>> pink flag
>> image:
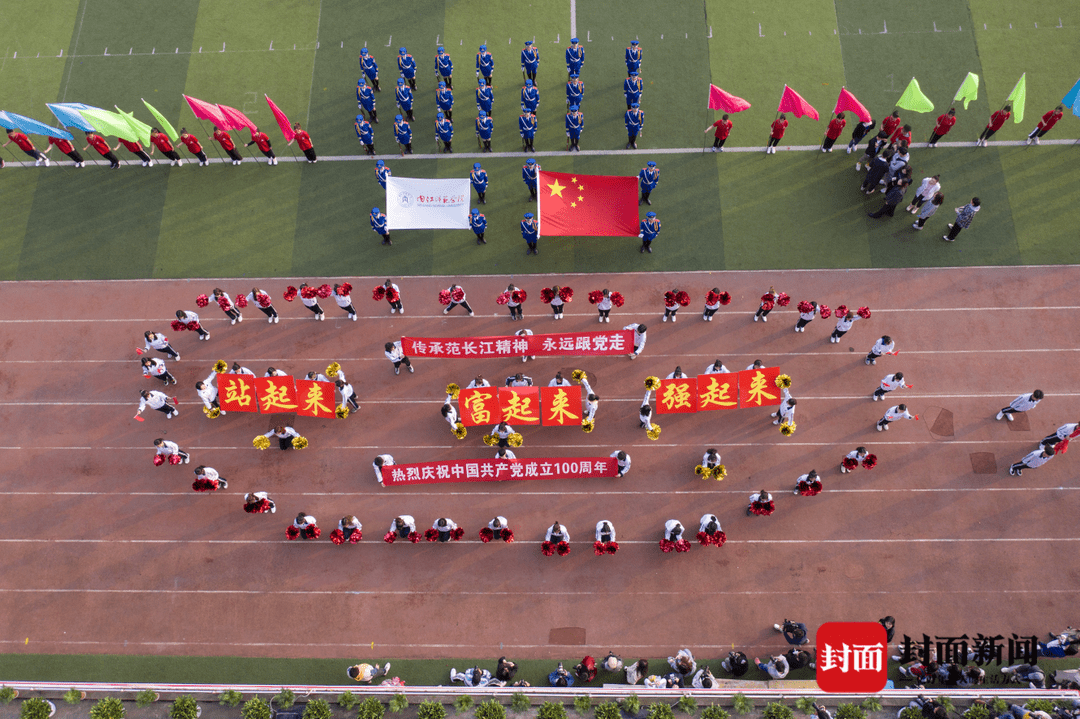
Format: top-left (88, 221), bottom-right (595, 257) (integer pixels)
top-left (264, 95), bottom-right (295, 142)
top-left (833, 87), bottom-right (871, 123)
top-left (777, 85), bottom-right (820, 120)
top-left (183, 95), bottom-right (230, 129)
top-left (217, 104), bottom-right (258, 135)
top-left (708, 84), bottom-right (752, 113)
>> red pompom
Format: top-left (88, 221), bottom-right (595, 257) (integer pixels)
top-left (286, 525), bottom-right (301, 540)
top-left (195, 294), bottom-right (209, 308)
top-left (697, 531), bottom-right (711, 547)
top-left (336, 283), bottom-right (352, 297)
top-left (408, 531), bottom-right (421, 543)
top-left (349, 530), bottom-right (362, 543)
top-left (255, 293), bottom-right (272, 308)
top-left (664, 291), bottom-right (676, 305)
top-left (451, 287), bottom-right (465, 302)
top-left (605, 541), bottom-right (619, 554)
top-left (712, 531), bottom-right (727, 548)
top-left (776, 292), bottom-right (790, 307)
top-left (217, 297), bottom-right (233, 312)
top-left (372, 286), bottom-right (387, 301)
top-left (556, 540), bottom-right (571, 556)
top-left (300, 286), bottom-right (318, 300)
top-left (674, 539), bottom-right (691, 553)
top-left (170, 320), bottom-right (186, 332)
top-left (706, 291), bottom-right (720, 305)
top-left (750, 500), bottom-right (775, 516)
top-left (245, 499), bottom-right (272, 514)
top-left (317, 284), bottom-right (333, 299)
top-left (857, 306), bottom-right (871, 319)
top-left (797, 300), bottom-right (813, 314)
top-left (799, 479), bottom-right (823, 497)
top-left (330, 528), bottom-right (346, 545)
top-left (168, 454), bottom-right (182, 465)
top-left (675, 291), bottom-right (690, 307)
top-left (594, 541), bottom-right (606, 556)
top-left (450, 526), bottom-right (464, 541)
top-left (588, 290), bottom-right (603, 305)
top-left (304, 525), bottom-right (321, 540)
top-left (819, 304), bottom-right (832, 319)
top-left (424, 528), bottom-right (439, 542)
top-left (383, 531), bottom-right (396, 544)
top-left (479, 527), bottom-right (494, 543)
top-left (659, 539), bottom-right (675, 553)
top-left (862, 454), bottom-right (877, 470)
top-left (842, 456), bottom-right (859, 470)
top-left (234, 294), bottom-right (248, 308)
top-left (496, 291), bottom-right (511, 305)
top-left (761, 293), bottom-right (775, 304)
top-left (186, 321), bottom-right (200, 332)
top-left (718, 291), bottom-right (731, 305)
top-left (559, 286), bottom-right (574, 302)
top-left (439, 289), bottom-right (452, 305)
top-left (610, 291), bottom-right (625, 307)
top-left (153, 454), bottom-right (165, 466)
top-left (760, 300), bottom-right (775, 312)
top-left (511, 289), bottom-right (526, 303)
top-left (500, 527), bottom-right (514, 543)
top-left (284, 286), bottom-right (298, 302)
top-left (541, 540), bottom-right (555, 556)
top-left (540, 288), bottom-right (555, 304)
top-left (387, 288), bottom-right (400, 302)
top-left (192, 478), bottom-right (218, 492)
top-left (835, 304), bottom-right (848, 318)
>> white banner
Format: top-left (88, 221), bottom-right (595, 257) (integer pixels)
top-left (385, 176), bottom-right (471, 230)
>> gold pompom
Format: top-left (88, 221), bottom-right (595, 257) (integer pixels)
top-left (203, 406), bottom-right (221, 419)
top-left (712, 464), bottom-right (727, 481)
top-left (446, 383), bottom-right (460, 399)
top-left (293, 436), bottom-right (309, 450)
top-left (336, 405), bottom-right (350, 419)
top-left (326, 362), bottom-right (341, 378)
top-left (571, 369), bottom-right (586, 383)
top-left (213, 360), bottom-right (228, 374)
top-left (452, 422), bottom-right (467, 440)
top-left (508, 433), bottom-right (524, 448)
top-left (775, 374), bottom-right (792, 389)
top-left (253, 435), bottom-right (271, 450)
top-left (646, 423), bottom-right (661, 440)
top-left (483, 434), bottom-right (499, 447)
top-left (581, 419), bottom-right (595, 433)
top-left (694, 464), bottom-right (707, 477)
top-left (779, 422), bottom-right (796, 436)
top-left (644, 376), bottom-right (660, 391)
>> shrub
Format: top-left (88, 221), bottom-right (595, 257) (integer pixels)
top-left (91, 697), bottom-right (127, 719)
top-left (899, 708), bottom-right (922, 719)
top-left (21, 699), bottom-right (53, 719)
top-left (64, 690), bottom-right (85, 705)
top-left (648, 704), bottom-right (674, 719)
top-left (963, 704), bottom-right (990, 719)
top-left (138, 691), bottom-right (161, 708)
top-left (417, 701), bottom-right (446, 719)
top-left (732, 696), bottom-right (754, 717)
top-left (595, 702), bottom-right (621, 719)
top-left (275, 690), bottom-right (296, 710)
top-left (1026, 701), bottom-right (1054, 715)
top-left (574, 697), bottom-right (593, 716)
top-left (677, 697), bottom-right (697, 716)
top-left (241, 698), bottom-right (272, 719)
top-left (935, 698), bottom-right (955, 714)
top-left (989, 700), bottom-right (1008, 717)
top-left (836, 705), bottom-right (864, 719)
top-left (0, 687), bottom-right (18, 705)
top-left (622, 695), bottom-right (641, 716)
top-left (539, 703), bottom-right (568, 719)
top-left (859, 699), bottom-right (882, 714)
top-left (454, 697), bottom-right (474, 714)
top-left (795, 699), bottom-right (815, 717)
top-left (170, 695), bottom-right (199, 719)
top-left (510, 694), bottom-right (530, 714)
top-left (304, 699), bottom-right (333, 719)
top-left (388, 695), bottom-right (408, 715)
top-left (701, 707), bottom-right (729, 719)
top-left (476, 700), bottom-right (507, 719)
top-left (220, 692), bottom-right (243, 708)
top-left (764, 703), bottom-right (794, 719)
top-left (358, 698), bottom-right (385, 719)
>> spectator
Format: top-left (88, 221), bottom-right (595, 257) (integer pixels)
top-left (813, 705), bottom-right (834, 719)
top-left (692, 666), bottom-right (716, 689)
top-left (1001, 664), bottom-right (1046, 688)
top-left (721, 651), bottom-right (749, 677)
top-left (495, 657), bottom-right (518, 683)
top-left (668, 648), bottom-right (697, 675)
top-left (347, 662), bottom-right (390, 683)
top-left (625, 659), bottom-right (649, 684)
top-left (775, 619), bottom-right (810, 645)
top-left (601, 652), bottom-right (624, 673)
top-left (574, 656), bottom-right (597, 683)
top-left (450, 666), bottom-right (498, 687)
top-left (755, 654), bottom-right (789, 679)
top-left (786, 648), bottom-right (813, 670)
top-left (897, 660), bottom-right (939, 685)
top-left (879, 616), bottom-right (896, 642)
top-left (548, 662), bottom-right (574, 687)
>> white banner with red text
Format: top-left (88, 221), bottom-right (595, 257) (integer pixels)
top-left (385, 176), bottom-right (471, 229)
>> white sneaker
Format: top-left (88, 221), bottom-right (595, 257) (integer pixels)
top-left (773, 624), bottom-right (782, 631)
top-left (177, 159), bottom-right (184, 166)
top-left (384, 663), bottom-right (391, 674)
top-left (184, 455), bottom-right (190, 464)
top-left (231, 319), bottom-right (236, 325)
top-left (840, 466), bottom-right (847, 473)
top-left (351, 315), bottom-right (357, 321)
top-left (391, 308), bottom-right (396, 313)
top-left (35, 158), bottom-right (42, 166)
top-left (237, 315), bottom-right (243, 322)
top-left (773, 420), bottom-right (779, 425)
top-left (877, 424), bottom-right (883, 431)
top-left (469, 311), bottom-right (474, 316)
top-left (399, 308), bottom-right (404, 314)
top-left (883, 424), bottom-right (889, 430)
top-left (752, 315), bottom-right (758, 322)
top-left (855, 163), bottom-right (861, 171)
top-left (443, 308), bottom-right (450, 314)
top-left (599, 317), bottom-right (604, 323)
top-left (273, 316), bottom-right (279, 323)
top-left (1006, 413), bottom-right (1014, 421)
top-left (142, 161), bottom-right (148, 167)
top-left (761, 315), bottom-right (767, 322)
top-left (408, 365), bottom-right (414, 373)
top-left (847, 146), bottom-right (853, 154)
top-left (996, 412), bottom-right (1004, 420)
top-left (671, 315), bottom-right (676, 322)
top-left (148, 160), bottom-right (155, 167)
top-left (663, 315), bottom-right (668, 322)
top-left (450, 668), bottom-right (457, 681)
top-left (268, 316), bottom-right (274, 324)
top-left (1034, 137), bottom-right (1041, 145)
top-left (170, 160), bottom-right (176, 166)
top-left (912, 223), bottom-right (922, 230)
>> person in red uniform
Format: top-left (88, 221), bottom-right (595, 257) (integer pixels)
top-left (889, 124), bottom-right (911, 150)
top-left (212, 127), bottom-right (243, 165)
top-left (928, 108), bottom-right (956, 147)
top-left (82, 131), bottom-right (120, 168)
top-left (1027, 105), bottom-right (1064, 145)
top-left (821, 112), bottom-right (846, 152)
top-left (113, 137), bottom-right (153, 166)
top-left (245, 127), bottom-right (276, 165)
top-left (287, 122), bottom-right (316, 163)
top-left (881, 111), bottom-right (901, 140)
top-left (149, 128), bottom-right (183, 166)
top-left (704, 114), bottom-right (732, 152)
top-left (976, 105), bottom-right (1010, 146)
top-left (766, 114), bottom-right (787, 154)
top-left (43, 135), bottom-right (84, 167)
top-left (177, 128), bottom-right (208, 166)
top-left (3, 130), bottom-right (49, 166)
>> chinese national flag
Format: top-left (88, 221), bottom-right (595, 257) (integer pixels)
top-left (737, 367), bottom-right (783, 408)
top-left (499, 387), bottom-right (541, 425)
top-left (537, 171), bottom-right (639, 237)
top-left (540, 385), bottom-right (582, 426)
top-left (217, 374), bottom-right (259, 413)
top-left (295, 379), bottom-right (336, 418)
top-left (459, 387), bottom-right (498, 426)
top-left (656, 378), bottom-right (698, 414)
top-left (254, 376), bottom-right (300, 414)
top-left (696, 374), bottom-right (739, 411)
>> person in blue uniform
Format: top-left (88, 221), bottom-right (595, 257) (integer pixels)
top-left (354, 115), bottom-right (375, 155)
top-left (625, 103), bottom-right (644, 149)
top-left (436, 81), bottom-right (454, 121)
top-left (624, 71), bottom-right (643, 110)
top-left (519, 111), bottom-right (537, 152)
top-left (375, 159), bottom-right (391, 188)
top-left (436, 112), bottom-right (454, 153)
top-left (359, 48), bottom-right (381, 91)
top-left (435, 46), bottom-right (453, 88)
top-left (565, 105), bottom-right (584, 152)
top-left (639, 211), bottom-right (660, 253)
top-left (471, 163), bottom-right (488, 204)
top-left (476, 78), bottom-right (494, 115)
top-left (475, 111), bottom-right (494, 152)
top-left (522, 158), bottom-right (539, 199)
top-left (521, 212), bottom-right (539, 254)
top-left (638, 161), bottom-right (659, 205)
top-left (397, 47), bottom-right (416, 89)
top-left (565, 38), bottom-right (584, 78)
top-left (625, 40), bottom-right (642, 73)
top-left (393, 115), bottom-right (412, 154)
top-left (470, 208), bottom-right (487, 245)
top-left (371, 207), bottom-right (391, 245)
top-left (520, 79), bottom-right (539, 113)
top-left (566, 74), bottom-right (584, 109)
top-left (520, 40), bottom-right (539, 82)
top-left (395, 78), bottom-right (414, 122)
top-left (356, 77), bottom-right (377, 123)
top-left (476, 45), bottom-right (494, 86)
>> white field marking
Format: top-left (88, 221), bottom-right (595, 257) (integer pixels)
top-left (570, 0), bottom-right (576, 38)
top-left (0, 537), bottom-right (1077, 546)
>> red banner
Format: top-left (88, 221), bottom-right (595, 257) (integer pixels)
top-left (217, 374), bottom-right (259, 413)
top-left (460, 387), bottom-right (499, 426)
top-left (696, 374), bottom-right (739, 411)
top-left (402, 330), bottom-right (634, 359)
top-left (656, 377), bottom-right (698, 414)
top-left (499, 387), bottom-right (541, 425)
top-left (540, 385), bottom-right (582, 426)
top-left (738, 367), bottom-right (783, 408)
top-left (295, 379), bottom-right (336, 418)
top-left (381, 457), bottom-right (618, 486)
top-left (254, 376), bottom-right (300, 414)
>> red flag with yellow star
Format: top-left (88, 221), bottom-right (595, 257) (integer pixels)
top-left (537, 171), bottom-right (639, 237)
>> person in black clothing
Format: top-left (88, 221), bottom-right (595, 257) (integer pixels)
top-left (721, 650), bottom-right (749, 677)
top-left (495, 657), bottom-right (518, 683)
top-left (775, 619), bottom-right (810, 645)
top-left (879, 616), bottom-right (896, 642)
top-left (786, 648), bottom-right (813, 670)
top-left (861, 148), bottom-right (893, 195)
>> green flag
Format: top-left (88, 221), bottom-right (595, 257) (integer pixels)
top-left (896, 77), bottom-right (935, 113)
top-left (114, 106), bottom-right (152, 145)
top-left (1005, 73), bottom-right (1026, 123)
top-left (952, 72), bottom-right (979, 110)
top-left (142, 98), bottom-right (178, 141)
top-left (77, 107), bottom-right (139, 141)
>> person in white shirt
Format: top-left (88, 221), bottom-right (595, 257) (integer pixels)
top-left (639, 390), bottom-right (653, 429)
top-left (668, 648), bottom-right (697, 676)
top-left (264, 425), bottom-right (300, 450)
top-left (193, 465), bottom-right (227, 491)
top-left (441, 395), bottom-right (459, 428)
top-left (244, 287), bottom-right (279, 323)
top-left (491, 421), bottom-right (515, 447)
top-left (583, 389), bottom-right (599, 422)
top-left (746, 359), bottom-right (764, 371)
top-left (232, 363), bottom-right (256, 376)
top-left (625, 659), bottom-right (649, 685)
top-left (794, 300), bottom-right (818, 333)
top-left (174, 309), bottom-right (210, 340)
top-left (489, 516), bottom-right (509, 532)
top-left (505, 283), bottom-right (524, 320)
top-left (865, 335), bottom-right (895, 365)
top-left (596, 288), bottom-right (614, 323)
top-left (373, 454), bottom-right (394, 483)
top-left (506, 372), bottom-right (533, 387)
top-left (496, 447), bottom-right (516, 459)
top-left (997, 390), bottom-right (1043, 421)
top-left (643, 674), bottom-right (666, 689)
top-left (704, 359), bottom-right (730, 374)
top-left (138, 389), bottom-right (177, 419)
top-left (702, 287), bottom-right (723, 322)
top-left (703, 449), bottom-right (721, 468)
top-left (873, 371), bottom-right (909, 401)
top-left (335, 378), bottom-right (359, 411)
top-left (515, 328), bottom-right (536, 362)
top-left (143, 331), bottom-right (179, 360)
top-left (754, 287), bottom-right (780, 322)
top-left (1010, 447), bottom-right (1054, 477)
top-left (545, 522), bottom-right (569, 543)
top-left (548, 371), bottom-right (570, 386)
top-left (338, 515), bottom-right (362, 541)
top-left (829, 312), bottom-right (862, 343)
top-left (692, 666), bottom-right (716, 689)
top-left (305, 370), bottom-right (330, 382)
top-left (212, 288), bottom-right (242, 324)
top-left (665, 366), bottom-right (686, 380)
top-left (840, 446), bottom-right (869, 473)
top-left (662, 288), bottom-right (683, 322)
top-left (298, 283), bottom-right (325, 320)
top-left (602, 651), bottom-right (623, 673)
top-left (442, 284), bottom-right (474, 315)
top-left (877, 403), bottom-right (915, 431)
top-left (332, 283), bottom-right (357, 321)
top-left (699, 514), bottom-right (722, 535)
top-left (264, 367), bottom-right (288, 377)
top-left (466, 375), bottom-right (490, 388)
top-left (663, 520), bottom-right (685, 542)
top-left (384, 341), bottom-right (414, 375)
top-left (381, 279), bottom-right (404, 314)
top-left (292, 512), bottom-right (319, 538)
top-left (243, 491), bottom-right (276, 514)
top-left (624, 323), bottom-right (647, 359)
top-left (611, 450), bottom-right (631, 477)
top-left (389, 515), bottom-right (416, 540)
top-left (432, 517), bottom-right (458, 542)
top-left (153, 438), bottom-right (189, 464)
top-left (794, 469), bottom-right (822, 495)
top-left (195, 371), bottom-right (225, 414)
top-left (906, 174), bottom-right (941, 214)
top-left (772, 387), bottom-right (796, 425)
top-left (1041, 422), bottom-right (1080, 450)
top-left (747, 490), bottom-right (773, 516)
top-left (142, 357), bottom-right (175, 386)
top-left (548, 285), bottom-right (566, 319)
top-left (755, 654), bottom-right (789, 679)
top-left (450, 666), bottom-right (500, 687)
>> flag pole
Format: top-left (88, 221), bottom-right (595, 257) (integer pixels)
top-left (240, 131), bottom-right (266, 167)
top-left (195, 118), bottom-right (227, 163)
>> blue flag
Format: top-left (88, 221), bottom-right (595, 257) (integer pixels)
top-left (1063, 77), bottom-right (1080, 109)
top-left (46, 103), bottom-right (99, 133)
top-left (1, 111), bottom-right (73, 140)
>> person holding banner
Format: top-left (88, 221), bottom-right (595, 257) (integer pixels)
top-left (623, 323), bottom-right (647, 359)
top-left (639, 390), bottom-right (654, 428)
top-left (491, 422), bottom-right (516, 448)
top-left (515, 328), bottom-right (536, 362)
top-left (505, 373), bottom-right (533, 387)
top-left (358, 48), bottom-right (381, 91)
top-left (549, 371), bottom-right (570, 387)
top-left (370, 207), bottom-right (391, 245)
top-left (771, 388), bottom-right (796, 426)
top-left (1027, 106), bottom-right (1064, 144)
top-left (177, 129), bottom-right (208, 166)
top-left (288, 123), bottom-right (316, 163)
top-left (43, 135), bottom-right (84, 166)
top-left (336, 376), bottom-right (359, 412)
top-left (521, 212), bottom-right (539, 254)
top-left (195, 371), bottom-right (225, 415)
top-left (928, 109), bottom-right (956, 146)
top-left (441, 398), bottom-right (459, 428)
top-left (373, 454), bottom-right (394, 484)
top-left (704, 360), bottom-right (730, 374)
top-left (495, 447), bottom-right (516, 460)
top-left (244, 127), bottom-right (276, 165)
top-left (611, 451), bottom-right (631, 477)
top-left (141, 357), bottom-right (175, 386)
top-left (476, 45), bottom-right (494, 86)
top-left (475, 113), bottom-right (493, 153)
top-left (584, 389), bottom-right (599, 423)
top-left (83, 131), bottom-right (120, 168)
top-left (212, 127), bottom-right (243, 165)
top-left (466, 375), bottom-right (491, 388)
top-left (154, 438), bottom-right (190, 465)
top-left (436, 112), bottom-right (454, 153)
top-left (264, 425), bottom-right (300, 451)
top-left (393, 115), bottom-right (412, 154)
top-left (356, 78), bottom-right (378, 123)
top-left (137, 389), bottom-right (177, 419)
top-left (143, 331), bottom-right (179, 360)
top-left (385, 341), bottom-right (414, 375)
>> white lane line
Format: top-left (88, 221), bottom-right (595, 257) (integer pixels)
top-left (0, 587), bottom-right (1075, 596)
top-left (569, 0), bottom-right (576, 38)
top-left (0, 538), bottom-right (1077, 547)
top-left (1, 487), bottom-right (1075, 497)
